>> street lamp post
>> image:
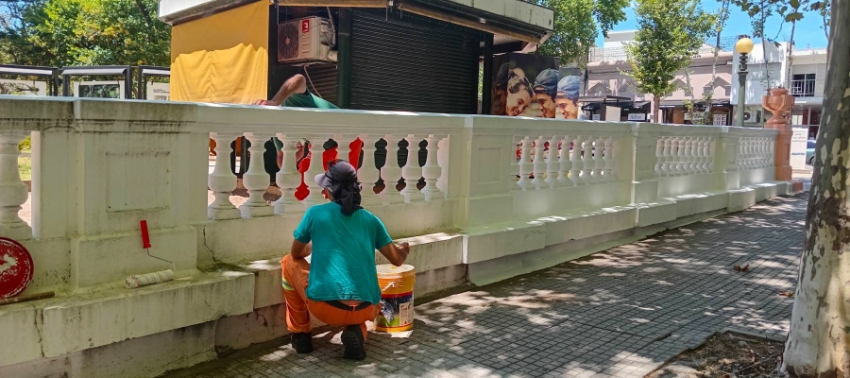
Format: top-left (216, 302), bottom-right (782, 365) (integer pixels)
top-left (735, 36), bottom-right (754, 126)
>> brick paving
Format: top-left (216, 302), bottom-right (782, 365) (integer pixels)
top-left (165, 186), bottom-right (808, 378)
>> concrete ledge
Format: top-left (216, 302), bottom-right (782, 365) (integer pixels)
top-left (669, 191), bottom-right (729, 218)
top-left (468, 228), bottom-right (635, 286)
top-left (537, 206), bottom-right (636, 246)
top-left (728, 188), bottom-right (756, 212)
top-left (634, 200), bottom-right (677, 228)
top-left (1, 322), bottom-right (217, 378)
top-left (0, 270), bottom-right (254, 366)
top-left (463, 222), bottom-right (546, 264)
top-left (214, 304), bottom-right (288, 354)
top-left (236, 232), bottom-right (464, 310)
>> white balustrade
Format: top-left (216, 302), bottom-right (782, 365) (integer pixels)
top-left (358, 135), bottom-right (382, 206)
top-left (273, 135), bottom-right (303, 214)
top-left (208, 132), bottom-right (241, 220)
top-left (380, 135), bottom-right (404, 204)
top-left (592, 137), bottom-right (605, 182)
top-left (580, 136), bottom-right (594, 184)
top-left (517, 136), bottom-right (532, 190)
top-left (240, 133), bottom-right (274, 218)
top-left (545, 136), bottom-right (560, 188)
top-left (557, 135), bottom-right (571, 186)
top-left (302, 136), bottom-right (328, 208)
top-left (400, 135), bottom-right (424, 203)
top-left (603, 137), bottom-right (615, 181)
top-left (0, 131), bottom-right (32, 240)
top-left (661, 137), bottom-right (673, 175)
top-left (531, 136), bottom-right (546, 190)
top-left (421, 135), bottom-right (444, 201)
top-left (569, 135), bottom-right (583, 186)
top-left (654, 138), bottom-right (664, 175)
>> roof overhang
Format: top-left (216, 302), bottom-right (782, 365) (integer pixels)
top-left (159, 0), bottom-right (553, 45)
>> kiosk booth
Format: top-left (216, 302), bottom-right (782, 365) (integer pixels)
top-left (158, 0), bottom-right (554, 176)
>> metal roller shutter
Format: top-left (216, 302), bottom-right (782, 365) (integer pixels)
top-left (302, 63), bottom-right (338, 106)
top-left (350, 9), bottom-right (481, 114)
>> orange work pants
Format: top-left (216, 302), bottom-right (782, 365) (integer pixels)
top-left (281, 254), bottom-right (379, 339)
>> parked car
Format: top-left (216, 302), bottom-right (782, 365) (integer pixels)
top-left (806, 139), bottom-right (816, 165)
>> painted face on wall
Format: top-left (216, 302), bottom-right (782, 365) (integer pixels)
top-left (555, 95), bottom-right (579, 119)
top-left (535, 92), bottom-right (556, 118)
top-left (506, 70), bottom-right (532, 117)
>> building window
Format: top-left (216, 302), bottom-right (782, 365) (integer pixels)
top-left (791, 74), bottom-right (816, 97)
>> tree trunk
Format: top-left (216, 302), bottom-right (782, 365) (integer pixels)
top-left (786, 19), bottom-right (796, 88)
top-left (652, 96), bottom-right (661, 123)
top-left (782, 1), bottom-right (850, 377)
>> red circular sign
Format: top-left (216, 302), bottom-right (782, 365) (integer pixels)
top-left (0, 237), bottom-right (33, 299)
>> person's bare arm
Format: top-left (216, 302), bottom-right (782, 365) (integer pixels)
top-left (378, 242), bottom-right (410, 267)
top-left (253, 74), bottom-right (308, 106)
top-left (290, 239), bottom-right (313, 260)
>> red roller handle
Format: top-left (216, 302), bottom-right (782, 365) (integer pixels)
top-left (140, 220), bottom-right (151, 249)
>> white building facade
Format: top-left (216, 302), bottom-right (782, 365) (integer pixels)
top-left (731, 42), bottom-right (827, 138)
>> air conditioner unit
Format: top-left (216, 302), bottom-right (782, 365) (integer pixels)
top-left (743, 109), bottom-right (762, 123)
top-left (278, 17), bottom-right (335, 64)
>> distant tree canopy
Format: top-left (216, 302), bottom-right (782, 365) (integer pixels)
top-left (0, 0), bottom-right (170, 67)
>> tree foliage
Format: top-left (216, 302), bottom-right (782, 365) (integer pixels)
top-left (624, 0), bottom-right (715, 119)
top-left (528, 0), bottom-right (629, 67)
top-left (0, 0), bottom-right (170, 67)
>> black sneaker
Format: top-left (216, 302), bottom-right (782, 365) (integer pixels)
top-left (290, 332), bottom-right (313, 354)
top-left (341, 325), bottom-right (366, 360)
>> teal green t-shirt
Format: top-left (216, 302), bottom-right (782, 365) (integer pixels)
top-left (294, 202), bottom-right (393, 304)
top-left (275, 90), bottom-right (339, 151)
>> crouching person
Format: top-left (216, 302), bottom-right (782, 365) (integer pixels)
top-left (281, 160), bottom-right (410, 360)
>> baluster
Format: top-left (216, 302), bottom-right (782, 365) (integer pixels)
top-left (581, 136), bottom-right (594, 184)
top-left (302, 136), bottom-right (327, 208)
top-left (661, 137), bottom-right (673, 175)
top-left (400, 135), bottom-right (424, 203)
top-left (240, 132), bottom-right (274, 217)
top-left (762, 138), bottom-right (769, 168)
top-left (531, 136), bottom-right (546, 190)
top-left (517, 136), bottom-right (532, 190)
top-left (695, 137), bottom-right (704, 173)
top-left (356, 136), bottom-right (381, 206)
top-left (380, 135), bottom-right (404, 205)
top-left (273, 135), bottom-right (303, 214)
top-left (738, 140), bottom-right (746, 171)
top-left (557, 135), bottom-right (571, 186)
top-left (545, 136), bottom-right (560, 188)
top-left (0, 131), bottom-right (32, 240)
top-left (569, 136), bottom-right (582, 186)
top-left (706, 137), bottom-right (717, 173)
top-left (511, 137), bottom-right (520, 182)
top-left (603, 137), bottom-right (615, 181)
top-left (593, 137), bottom-right (605, 182)
top-left (334, 134), bottom-right (351, 165)
top-left (654, 137), bottom-right (664, 175)
top-left (436, 137), bottom-right (449, 194)
top-left (687, 137), bottom-right (698, 174)
top-left (421, 135), bottom-right (443, 201)
top-left (767, 138), bottom-right (776, 167)
top-left (208, 132), bottom-right (241, 220)
top-left (675, 137), bottom-right (687, 175)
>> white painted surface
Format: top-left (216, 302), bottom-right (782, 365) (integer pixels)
top-left (0, 96), bottom-right (785, 376)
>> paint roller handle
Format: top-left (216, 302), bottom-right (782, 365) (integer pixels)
top-left (140, 220), bottom-right (151, 249)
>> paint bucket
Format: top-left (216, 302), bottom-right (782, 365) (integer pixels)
top-left (375, 264), bottom-right (415, 333)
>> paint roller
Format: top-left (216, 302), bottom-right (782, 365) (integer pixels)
top-left (125, 220), bottom-right (176, 289)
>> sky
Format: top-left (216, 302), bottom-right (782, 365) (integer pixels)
top-left (596, 1), bottom-right (830, 49)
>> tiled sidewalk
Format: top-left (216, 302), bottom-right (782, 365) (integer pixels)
top-left (165, 189), bottom-right (807, 378)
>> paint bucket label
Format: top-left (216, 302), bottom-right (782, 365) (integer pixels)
top-left (376, 292), bottom-right (414, 330)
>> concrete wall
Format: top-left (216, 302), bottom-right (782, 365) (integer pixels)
top-left (0, 96), bottom-right (789, 377)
